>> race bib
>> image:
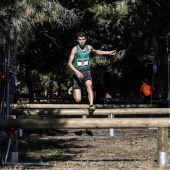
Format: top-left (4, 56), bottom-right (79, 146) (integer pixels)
top-left (77, 58), bottom-right (88, 67)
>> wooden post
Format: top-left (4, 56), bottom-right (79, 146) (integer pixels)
top-left (9, 130), bottom-right (18, 163)
top-left (82, 115), bottom-right (87, 119)
top-left (157, 127), bottom-right (169, 166)
top-left (108, 114), bottom-right (114, 137)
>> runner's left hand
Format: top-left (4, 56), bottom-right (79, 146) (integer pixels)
top-left (109, 50), bottom-right (117, 56)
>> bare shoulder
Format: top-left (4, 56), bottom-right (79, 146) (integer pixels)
top-left (72, 46), bottom-right (77, 51)
top-left (71, 46), bottom-right (77, 54)
top-left (88, 45), bottom-right (97, 54)
top-left (87, 45), bottom-right (93, 52)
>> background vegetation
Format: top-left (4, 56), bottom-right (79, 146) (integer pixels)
top-left (1, 0), bottom-right (170, 101)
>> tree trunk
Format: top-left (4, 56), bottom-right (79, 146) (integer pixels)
top-left (25, 65), bottom-right (34, 103)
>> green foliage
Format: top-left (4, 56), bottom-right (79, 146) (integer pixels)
top-left (0, 0), bottom-right (77, 97)
top-left (1, 0), bottom-right (170, 99)
top-left (77, 0), bottom-right (170, 97)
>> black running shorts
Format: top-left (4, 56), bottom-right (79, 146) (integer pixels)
top-left (73, 70), bottom-right (92, 89)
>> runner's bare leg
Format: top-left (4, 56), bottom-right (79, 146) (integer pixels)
top-left (73, 89), bottom-right (81, 102)
top-left (85, 80), bottom-right (93, 105)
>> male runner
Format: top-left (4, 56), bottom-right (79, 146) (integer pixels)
top-left (68, 32), bottom-right (117, 112)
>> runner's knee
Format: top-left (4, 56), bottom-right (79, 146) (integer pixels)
top-left (74, 97), bottom-right (81, 102)
top-left (73, 89), bottom-right (81, 102)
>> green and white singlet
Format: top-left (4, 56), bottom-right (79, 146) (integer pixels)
top-left (73, 45), bottom-right (90, 71)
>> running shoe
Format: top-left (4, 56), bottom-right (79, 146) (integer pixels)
top-left (89, 105), bottom-right (95, 112)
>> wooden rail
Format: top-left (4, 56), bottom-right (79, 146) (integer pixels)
top-left (5, 105), bottom-right (170, 166)
top-left (15, 103), bottom-right (158, 109)
top-left (12, 108), bottom-right (170, 116)
top-left (1, 118), bottom-right (170, 129)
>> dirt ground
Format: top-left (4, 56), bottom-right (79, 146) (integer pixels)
top-left (1, 128), bottom-right (170, 170)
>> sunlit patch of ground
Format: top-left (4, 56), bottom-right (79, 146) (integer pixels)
top-left (1, 128), bottom-right (170, 170)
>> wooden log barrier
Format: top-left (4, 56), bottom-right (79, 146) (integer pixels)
top-left (12, 108), bottom-right (170, 116)
top-left (1, 118), bottom-right (169, 166)
top-left (1, 118), bottom-right (170, 129)
top-left (14, 103), bottom-right (158, 109)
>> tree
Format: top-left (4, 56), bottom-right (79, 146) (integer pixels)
top-left (0, 0), bottom-right (77, 100)
top-left (2, 0), bottom-right (170, 101)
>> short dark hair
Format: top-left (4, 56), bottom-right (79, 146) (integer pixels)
top-left (77, 32), bottom-right (86, 38)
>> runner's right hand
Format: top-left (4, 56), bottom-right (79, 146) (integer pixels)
top-left (76, 71), bottom-right (83, 78)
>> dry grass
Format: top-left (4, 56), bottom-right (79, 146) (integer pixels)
top-left (1, 128), bottom-right (170, 170)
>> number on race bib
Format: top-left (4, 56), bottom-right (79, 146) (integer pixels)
top-left (77, 59), bottom-right (88, 67)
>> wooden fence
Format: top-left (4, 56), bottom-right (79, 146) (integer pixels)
top-left (1, 104), bottom-right (170, 166)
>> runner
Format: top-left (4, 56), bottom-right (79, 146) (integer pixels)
top-left (68, 32), bottom-right (117, 112)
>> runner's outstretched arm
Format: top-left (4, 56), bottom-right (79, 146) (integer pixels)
top-left (89, 45), bottom-right (117, 56)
